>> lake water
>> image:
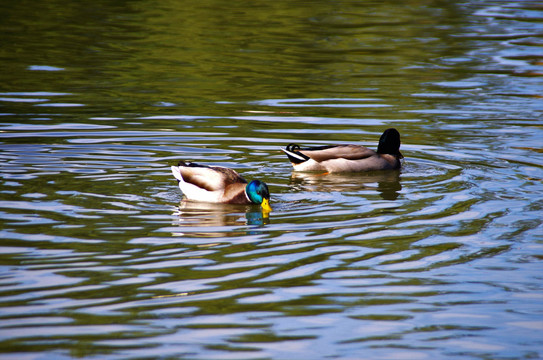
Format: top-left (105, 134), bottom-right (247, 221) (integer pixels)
top-left (1, 1), bottom-right (542, 359)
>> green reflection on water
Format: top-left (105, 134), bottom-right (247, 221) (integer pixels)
top-left (1, 0), bottom-right (467, 117)
top-left (1, 0), bottom-right (542, 359)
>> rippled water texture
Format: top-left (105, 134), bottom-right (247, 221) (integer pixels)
top-left (1, 1), bottom-right (542, 359)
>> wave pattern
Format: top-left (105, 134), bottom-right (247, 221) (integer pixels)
top-left (1, 1), bottom-right (543, 359)
top-left (1, 93), bottom-right (541, 359)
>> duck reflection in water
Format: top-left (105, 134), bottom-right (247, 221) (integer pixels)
top-left (289, 171), bottom-right (402, 200)
top-left (172, 201), bottom-right (270, 238)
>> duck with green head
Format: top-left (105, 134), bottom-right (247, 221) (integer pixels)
top-left (281, 128), bottom-right (403, 173)
top-left (171, 161), bottom-right (272, 212)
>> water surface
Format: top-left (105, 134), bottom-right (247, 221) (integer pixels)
top-left (1, 1), bottom-right (542, 359)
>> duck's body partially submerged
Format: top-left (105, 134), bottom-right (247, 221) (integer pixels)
top-left (281, 128), bottom-right (403, 173)
top-left (171, 161), bottom-right (271, 211)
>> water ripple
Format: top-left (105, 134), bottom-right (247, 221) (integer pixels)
top-left (1, 1), bottom-right (542, 359)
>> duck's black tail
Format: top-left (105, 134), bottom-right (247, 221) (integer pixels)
top-left (281, 144), bottom-right (310, 164)
top-left (177, 160), bottom-right (212, 169)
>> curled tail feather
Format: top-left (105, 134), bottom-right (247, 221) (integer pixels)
top-left (282, 144), bottom-right (309, 164)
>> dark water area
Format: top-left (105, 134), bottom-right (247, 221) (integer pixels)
top-left (1, 1), bottom-right (542, 359)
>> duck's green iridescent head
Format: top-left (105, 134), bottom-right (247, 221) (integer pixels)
top-left (246, 180), bottom-right (272, 212)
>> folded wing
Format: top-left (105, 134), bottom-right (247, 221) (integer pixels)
top-left (302, 145), bottom-right (376, 162)
top-left (173, 162), bottom-right (247, 191)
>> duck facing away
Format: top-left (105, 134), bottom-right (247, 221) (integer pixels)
top-left (171, 161), bottom-right (272, 212)
top-left (281, 128), bottom-right (403, 173)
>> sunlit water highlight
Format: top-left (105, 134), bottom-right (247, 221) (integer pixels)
top-left (1, 1), bottom-right (542, 359)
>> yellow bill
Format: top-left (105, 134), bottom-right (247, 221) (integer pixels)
top-left (261, 198), bottom-right (272, 212)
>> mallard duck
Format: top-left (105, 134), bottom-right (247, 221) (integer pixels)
top-left (281, 128), bottom-right (403, 173)
top-left (171, 161), bottom-right (272, 211)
